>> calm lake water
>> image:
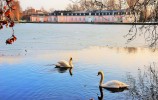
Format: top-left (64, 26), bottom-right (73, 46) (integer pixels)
top-left (0, 24), bottom-right (157, 100)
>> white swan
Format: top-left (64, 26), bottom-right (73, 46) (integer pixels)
top-left (97, 71), bottom-right (129, 88)
top-left (55, 57), bottom-right (73, 68)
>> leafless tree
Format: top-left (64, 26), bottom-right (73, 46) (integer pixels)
top-left (40, 6), bottom-right (48, 14)
top-left (66, 3), bottom-right (81, 11)
top-left (126, 63), bottom-right (158, 100)
top-left (66, 0), bottom-right (105, 11)
top-left (70, 0), bottom-right (158, 48)
top-left (124, 0), bottom-right (158, 48)
top-left (49, 8), bottom-right (55, 13)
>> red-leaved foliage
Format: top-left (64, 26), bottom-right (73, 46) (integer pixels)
top-left (6, 35), bottom-right (17, 44)
top-left (0, 0), bottom-right (17, 44)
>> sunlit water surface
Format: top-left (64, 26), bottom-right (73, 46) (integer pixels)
top-left (0, 24), bottom-right (157, 100)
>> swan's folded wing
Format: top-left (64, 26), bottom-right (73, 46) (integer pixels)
top-left (58, 60), bottom-right (70, 67)
top-left (102, 81), bottom-right (120, 88)
top-left (102, 80), bottom-right (129, 88)
top-left (112, 80), bottom-right (129, 88)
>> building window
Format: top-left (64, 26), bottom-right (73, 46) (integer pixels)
top-left (103, 18), bottom-right (105, 21)
top-left (49, 18), bottom-right (52, 21)
top-left (112, 17), bottom-right (114, 21)
top-left (79, 18), bottom-right (81, 21)
top-left (100, 17), bottom-right (102, 21)
top-left (108, 18), bottom-right (110, 21)
top-left (54, 18), bottom-right (57, 21)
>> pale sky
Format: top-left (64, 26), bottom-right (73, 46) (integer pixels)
top-left (19, 0), bottom-right (72, 11)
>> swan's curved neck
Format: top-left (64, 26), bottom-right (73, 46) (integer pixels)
top-left (69, 59), bottom-right (73, 67)
top-left (100, 73), bottom-right (104, 86)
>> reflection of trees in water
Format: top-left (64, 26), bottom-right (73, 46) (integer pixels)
top-left (124, 47), bottom-right (138, 54)
top-left (108, 47), bottom-right (138, 54)
top-left (126, 63), bottom-right (158, 100)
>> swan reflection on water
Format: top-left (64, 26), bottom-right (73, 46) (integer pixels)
top-left (97, 86), bottom-right (128, 100)
top-left (55, 67), bottom-right (73, 76)
top-left (105, 87), bottom-right (128, 93)
top-left (98, 86), bottom-right (104, 100)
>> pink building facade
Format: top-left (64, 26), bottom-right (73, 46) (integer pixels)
top-left (30, 10), bottom-right (132, 23)
top-left (57, 16), bottom-right (86, 23)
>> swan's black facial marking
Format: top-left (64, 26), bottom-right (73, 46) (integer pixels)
top-left (70, 57), bottom-right (72, 61)
top-left (97, 72), bottom-right (101, 76)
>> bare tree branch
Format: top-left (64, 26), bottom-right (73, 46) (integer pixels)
top-left (69, 0), bottom-right (158, 48)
